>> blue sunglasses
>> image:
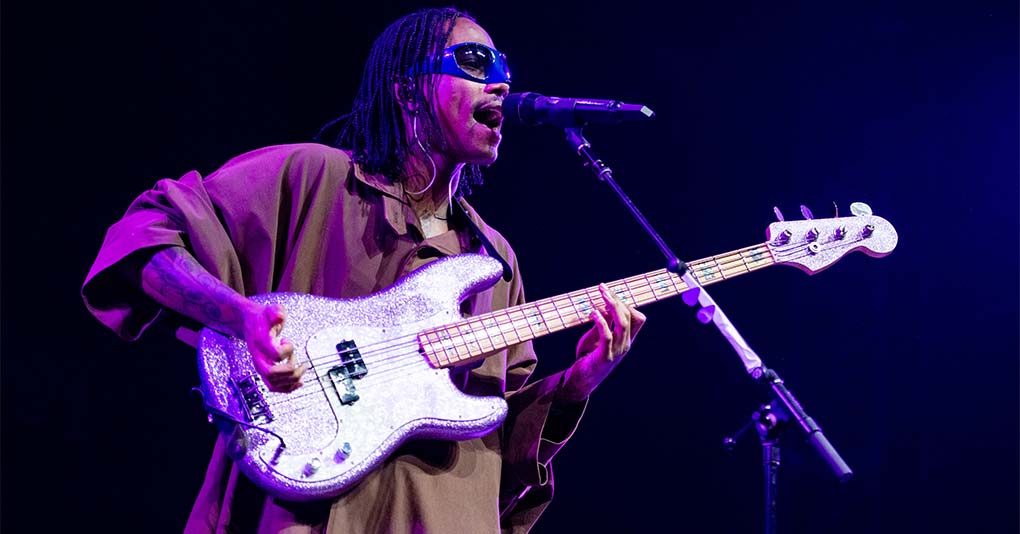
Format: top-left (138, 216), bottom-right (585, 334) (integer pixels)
top-left (410, 42), bottom-right (512, 84)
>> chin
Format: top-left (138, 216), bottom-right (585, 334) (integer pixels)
top-left (468, 147), bottom-right (499, 166)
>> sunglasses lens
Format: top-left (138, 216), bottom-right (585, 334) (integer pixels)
top-left (453, 44), bottom-right (495, 80)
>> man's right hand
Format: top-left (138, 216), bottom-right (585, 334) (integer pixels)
top-left (134, 246), bottom-right (306, 393)
top-left (243, 303), bottom-right (306, 392)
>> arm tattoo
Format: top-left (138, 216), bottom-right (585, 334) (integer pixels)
top-left (141, 247), bottom-right (249, 337)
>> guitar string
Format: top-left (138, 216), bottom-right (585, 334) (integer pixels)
top-left (292, 241), bottom-right (777, 369)
top-left (266, 267), bottom-right (752, 415)
top-left (255, 242), bottom-right (834, 413)
top-left (266, 287), bottom-right (651, 412)
top-left (263, 249), bottom-right (787, 412)
top-left (266, 278), bottom-right (679, 411)
top-left (260, 242), bottom-right (795, 410)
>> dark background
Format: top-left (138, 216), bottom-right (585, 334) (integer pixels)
top-left (3, 1), bottom-right (1017, 532)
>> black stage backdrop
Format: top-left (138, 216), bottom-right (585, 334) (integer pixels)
top-left (3, 1), bottom-right (1017, 532)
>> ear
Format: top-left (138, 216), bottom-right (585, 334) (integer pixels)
top-left (393, 80), bottom-right (418, 113)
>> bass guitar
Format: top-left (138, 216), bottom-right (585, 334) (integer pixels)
top-left (197, 209), bottom-right (897, 501)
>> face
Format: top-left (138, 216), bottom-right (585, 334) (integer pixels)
top-left (429, 18), bottom-right (510, 167)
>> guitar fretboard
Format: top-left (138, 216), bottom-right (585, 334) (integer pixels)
top-left (418, 242), bottom-right (775, 368)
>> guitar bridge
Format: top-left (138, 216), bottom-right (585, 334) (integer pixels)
top-left (328, 340), bottom-right (367, 406)
top-left (233, 375), bottom-right (274, 425)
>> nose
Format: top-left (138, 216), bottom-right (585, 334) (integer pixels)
top-left (485, 82), bottom-right (509, 98)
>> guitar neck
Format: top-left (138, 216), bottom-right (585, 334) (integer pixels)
top-left (419, 242), bottom-right (776, 368)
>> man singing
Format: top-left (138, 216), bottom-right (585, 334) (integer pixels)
top-left (83, 8), bottom-right (646, 532)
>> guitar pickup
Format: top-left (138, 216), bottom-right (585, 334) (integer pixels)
top-left (234, 375), bottom-right (273, 425)
top-left (329, 340), bottom-right (367, 406)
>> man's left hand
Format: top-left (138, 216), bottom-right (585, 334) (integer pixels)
top-left (560, 283), bottom-right (647, 403)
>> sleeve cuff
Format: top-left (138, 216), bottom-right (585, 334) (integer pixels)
top-left (504, 370), bottom-right (589, 487)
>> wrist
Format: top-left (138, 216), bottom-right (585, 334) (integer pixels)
top-left (556, 364), bottom-right (590, 405)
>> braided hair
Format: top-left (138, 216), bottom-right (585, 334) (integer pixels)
top-left (325, 7), bottom-right (484, 194)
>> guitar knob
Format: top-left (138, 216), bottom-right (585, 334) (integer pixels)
top-left (335, 442), bottom-right (352, 463)
top-left (806, 228), bottom-right (820, 242)
top-left (834, 226), bottom-right (848, 240)
top-left (863, 224), bottom-right (875, 238)
top-left (800, 205), bottom-right (814, 220)
top-left (304, 457), bottom-right (322, 476)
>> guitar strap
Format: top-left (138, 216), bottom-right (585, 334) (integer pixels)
top-left (455, 196), bottom-right (513, 282)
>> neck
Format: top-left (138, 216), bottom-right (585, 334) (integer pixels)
top-left (402, 152), bottom-right (463, 216)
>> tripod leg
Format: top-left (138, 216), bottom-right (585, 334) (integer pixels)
top-left (763, 440), bottom-right (780, 534)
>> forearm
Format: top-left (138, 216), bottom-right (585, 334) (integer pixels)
top-left (136, 246), bottom-right (258, 338)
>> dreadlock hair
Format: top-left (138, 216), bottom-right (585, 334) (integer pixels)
top-left (324, 7), bottom-right (484, 195)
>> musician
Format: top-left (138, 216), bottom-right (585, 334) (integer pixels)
top-left (82, 8), bottom-right (646, 533)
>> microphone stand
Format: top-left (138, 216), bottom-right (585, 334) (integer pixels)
top-left (562, 127), bottom-right (853, 534)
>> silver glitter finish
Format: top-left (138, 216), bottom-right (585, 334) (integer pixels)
top-left (766, 215), bottom-right (898, 274)
top-left (197, 254), bottom-right (509, 502)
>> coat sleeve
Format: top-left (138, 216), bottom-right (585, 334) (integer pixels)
top-left (80, 168), bottom-right (240, 341)
top-left (80, 143), bottom-right (349, 342)
top-left (494, 241), bottom-right (589, 532)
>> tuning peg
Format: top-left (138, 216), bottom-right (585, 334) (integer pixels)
top-left (850, 202), bottom-right (873, 217)
top-left (832, 201), bottom-right (839, 218)
top-left (800, 205), bottom-right (814, 220)
top-left (774, 229), bottom-right (793, 245)
top-left (773, 206), bottom-right (785, 222)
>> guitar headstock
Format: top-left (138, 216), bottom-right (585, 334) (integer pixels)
top-left (766, 208), bottom-right (898, 274)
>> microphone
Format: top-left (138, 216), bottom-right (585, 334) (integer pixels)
top-left (502, 92), bottom-right (655, 127)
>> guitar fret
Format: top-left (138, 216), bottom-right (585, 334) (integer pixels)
top-left (637, 273), bottom-right (656, 304)
top-left (536, 300), bottom-right (558, 331)
top-left (420, 238), bottom-right (804, 369)
top-left (648, 270), bottom-right (675, 299)
top-left (640, 275), bottom-right (660, 304)
top-left (454, 321), bottom-right (479, 362)
top-left (505, 301), bottom-right (530, 340)
top-left (633, 275), bottom-right (656, 305)
top-left (568, 290), bottom-right (590, 323)
top-left (423, 331), bottom-right (437, 367)
top-left (470, 318), bottom-right (490, 352)
top-left (736, 248), bottom-right (753, 274)
top-left (442, 327), bottom-right (460, 366)
top-left (549, 295), bottom-right (570, 331)
top-left (744, 245), bottom-right (771, 268)
top-left (482, 316), bottom-right (501, 351)
top-left (432, 328), bottom-right (452, 367)
top-left (481, 316), bottom-right (506, 352)
top-left (610, 282), bottom-right (628, 305)
top-left (502, 308), bottom-right (528, 343)
top-left (696, 257), bottom-right (720, 283)
top-left (712, 254), bottom-right (732, 275)
top-left (525, 303), bottom-right (546, 333)
top-left (461, 318), bottom-right (484, 357)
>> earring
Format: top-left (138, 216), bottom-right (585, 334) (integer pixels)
top-left (406, 114), bottom-right (437, 196)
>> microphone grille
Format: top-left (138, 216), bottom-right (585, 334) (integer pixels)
top-left (503, 92), bottom-right (541, 126)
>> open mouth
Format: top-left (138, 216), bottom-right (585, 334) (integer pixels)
top-left (473, 107), bottom-right (503, 129)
